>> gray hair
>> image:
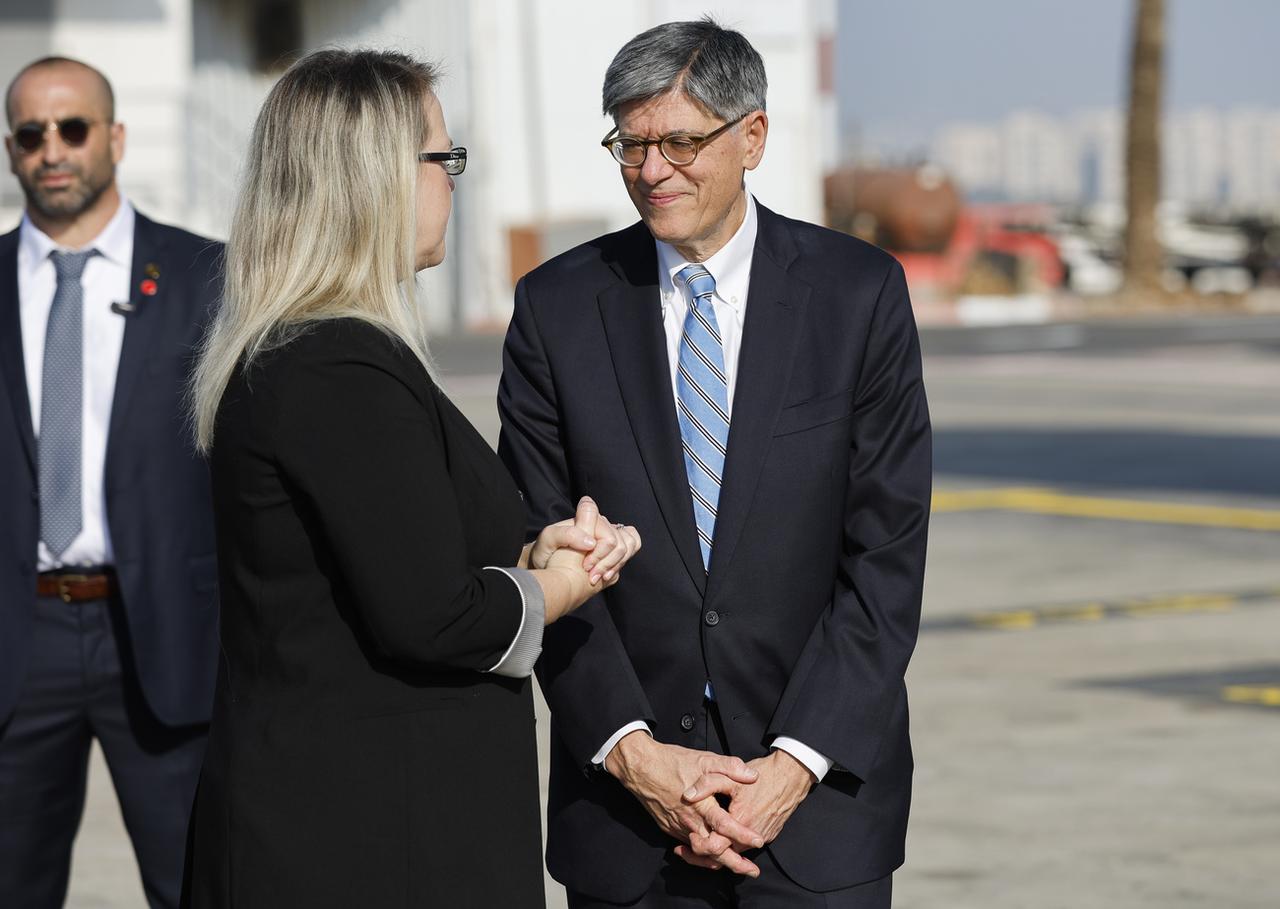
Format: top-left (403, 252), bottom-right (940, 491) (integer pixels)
top-left (602, 17), bottom-right (767, 123)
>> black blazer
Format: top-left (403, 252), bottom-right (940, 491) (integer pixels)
top-left (499, 202), bottom-right (931, 900)
top-left (185, 319), bottom-right (545, 908)
top-left (0, 211), bottom-right (222, 727)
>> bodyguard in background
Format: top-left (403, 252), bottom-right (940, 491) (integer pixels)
top-left (0, 57), bottom-right (221, 908)
top-left (500, 19), bottom-right (931, 907)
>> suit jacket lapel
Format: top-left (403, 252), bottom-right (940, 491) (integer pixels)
top-left (0, 229), bottom-right (37, 478)
top-left (705, 206), bottom-right (808, 607)
top-left (598, 227), bottom-right (707, 597)
top-left (106, 213), bottom-right (170, 459)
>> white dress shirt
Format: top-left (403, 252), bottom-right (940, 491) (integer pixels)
top-left (18, 198), bottom-right (135, 571)
top-left (592, 194), bottom-right (834, 782)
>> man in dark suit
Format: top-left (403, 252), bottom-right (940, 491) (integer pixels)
top-left (0, 57), bottom-right (220, 908)
top-left (499, 19), bottom-right (931, 908)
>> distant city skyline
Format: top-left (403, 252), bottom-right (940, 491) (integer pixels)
top-left (928, 106), bottom-right (1280, 212)
top-left (836, 0), bottom-right (1280, 154)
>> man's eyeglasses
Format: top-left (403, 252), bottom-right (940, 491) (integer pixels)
top-left (601, 114), bottom-right (747, 167)
top-left (418, 146), bottom-right (467, 176)
top-left (11, 118), bottom-right (99, 153)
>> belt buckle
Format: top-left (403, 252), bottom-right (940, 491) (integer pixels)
top-left (56, 573), bottom-right (92, 603)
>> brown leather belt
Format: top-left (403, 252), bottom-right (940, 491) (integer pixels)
top-left (37, 570), bottom-right (118, 603)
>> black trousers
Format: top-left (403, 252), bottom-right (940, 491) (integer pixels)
top-left (0, 592), bottom-right (207, 909)
top-left (568, 699), bottom-right (893, 909)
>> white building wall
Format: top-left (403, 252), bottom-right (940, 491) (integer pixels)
top-left (1176, 109), bottom-right (1226, 207)
top-left (1002, 111), bottom-right (1079, 202)
top-left (1269, 114), bottom-right (1280, 207)
top-left (54, 0), bottom-right (192, 220)
top-left (1073, 109), bottom-right (1123, 205)
top-left (933, 125), bottom-right (1003, 196)
top-left (1223, 108), bottom-right (1280, 214)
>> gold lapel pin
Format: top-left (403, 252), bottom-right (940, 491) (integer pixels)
top-left (144, 262), bottom-right (161, 279)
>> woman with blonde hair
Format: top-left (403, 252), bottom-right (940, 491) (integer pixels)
top-left (183, 49), bottom-right (639, 907)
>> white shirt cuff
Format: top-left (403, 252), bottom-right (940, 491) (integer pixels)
top-left (771, 736), bottom-right (833, 782)
top-left (482, 567), bottom-right (544, 678)
top-left (591, 720), bottom-right (651, 767)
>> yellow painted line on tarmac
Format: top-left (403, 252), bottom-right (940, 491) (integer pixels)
top-left (1038, 602), bottom-right (1107, 623)
top-left (971, 609), bottom-right (1039, 630)
top-left (957, 591), bottom-right (1261, 633)
top-left (1122, 593), bottom-right (1236, 617)
top-left (932, 487), bottom-right (1280, 532)
top-left (1221, 685), bottom-right (1280, 707)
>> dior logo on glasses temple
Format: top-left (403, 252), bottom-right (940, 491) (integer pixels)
top-left (418, 146), bottom-right (467, 176)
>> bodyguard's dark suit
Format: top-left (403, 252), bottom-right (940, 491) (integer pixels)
top-left (0, 212), bottom-right (222, 727)
top-left (499, 203), bottom-right (931, 902)
top-left (0, 212), bottom-right (222, 905)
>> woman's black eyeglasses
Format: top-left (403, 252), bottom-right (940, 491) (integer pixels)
top-left (11, 117), bottom-right (99, 153)
top-left (418, 146), bottom-right (467, 176)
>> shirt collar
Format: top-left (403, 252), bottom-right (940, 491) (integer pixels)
top-left (656, 192), bottom-right (758, 316)
top-left (18, 196), bottom-right (136, 271)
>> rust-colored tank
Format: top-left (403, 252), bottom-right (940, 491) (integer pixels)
top-left (824, 165), bottom-right (962, 253)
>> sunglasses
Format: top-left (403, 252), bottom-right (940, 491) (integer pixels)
top-left (11, 117), bottom-right (98, 153)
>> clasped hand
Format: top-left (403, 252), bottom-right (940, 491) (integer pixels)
top-left (672, 748), bottom-right (816, 876)
top-left (523, 497), bottom-right (641, 622)
top-left (605, 731), bottom-right (768, 877)
top-left (605, 733), bottom-right (817, 878)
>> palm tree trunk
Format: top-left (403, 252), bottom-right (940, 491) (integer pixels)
top-left (1122, 0), bottom-right (1167, 299)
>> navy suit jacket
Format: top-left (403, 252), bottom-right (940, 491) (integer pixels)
top-left (499, 202), bottom-right (931, 900)
top-left (0, 211), bottom-right (222, 728)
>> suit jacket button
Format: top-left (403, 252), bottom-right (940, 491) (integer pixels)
top-left (680, 713), bottom-right (695, 731)
top-left (704, 610), bottom-right (720, 627)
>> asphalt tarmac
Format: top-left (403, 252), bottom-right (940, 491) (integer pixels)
top-left (65, 316), bottom-right (1279, 908)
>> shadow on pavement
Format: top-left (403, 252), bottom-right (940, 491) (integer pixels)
top-left (934, 427), bottom-right (1280, 499)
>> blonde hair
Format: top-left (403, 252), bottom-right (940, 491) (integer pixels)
top-left (192, 48), bottom-right (439, 452)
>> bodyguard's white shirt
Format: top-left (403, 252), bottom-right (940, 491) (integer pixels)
top-left (18, 198), bottom-right (134, 571)
top-left (593, 193), bottom-right (835, 781)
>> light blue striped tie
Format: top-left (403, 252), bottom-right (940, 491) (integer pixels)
top-left (40, 249), bottom-right (95, 560)
top-left (675, 264), bottom-right (729, 571)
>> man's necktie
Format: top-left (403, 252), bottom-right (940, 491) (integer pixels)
top-left (39, 249), bottom-right (95, 560)
top-left (675, 264), bottom-right (729, 571)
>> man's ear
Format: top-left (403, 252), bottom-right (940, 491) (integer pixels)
top-left (741, 110), bottom-right (768, 172)
top-left (109, 121), bottom-right (126, 167)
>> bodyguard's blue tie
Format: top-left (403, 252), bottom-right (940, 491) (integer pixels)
top-left (40, 249), bottom-right (95, 560)
top-left (675, 264), bottom-right (729, 572)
